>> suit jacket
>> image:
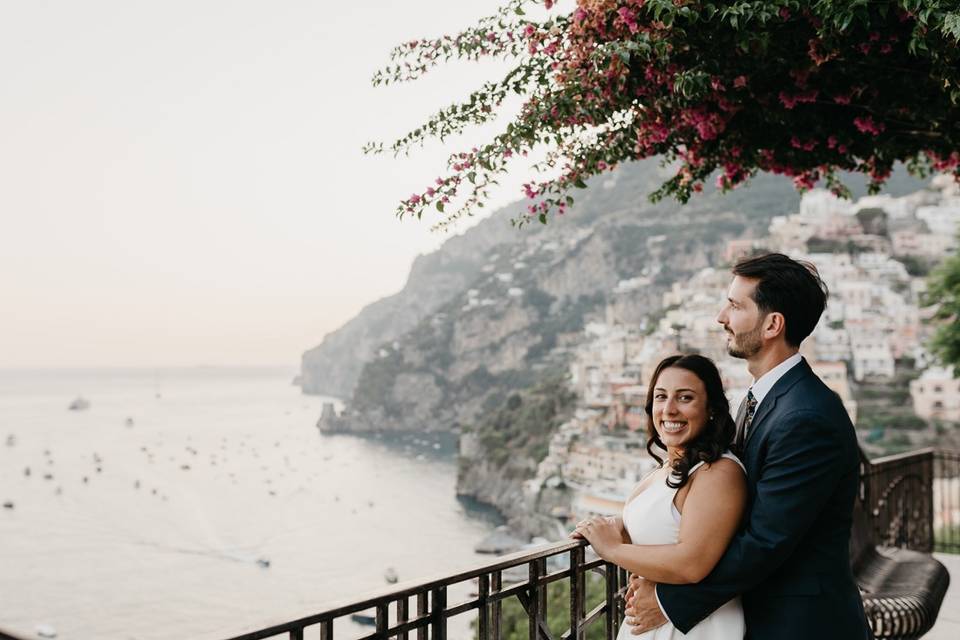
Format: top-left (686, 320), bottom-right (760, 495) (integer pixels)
top-left (657, 358), bottom-right (870, 639)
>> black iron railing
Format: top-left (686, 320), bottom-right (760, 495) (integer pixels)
top-left (934, 449), bottom-right (960, 553)
top-left (1, 449), bottom-right (956, 640)
top-left (217, 540), bottom-right (625, 640)
top-left (859, 448), bottom-right (960, 554)
top-left (861, 448), bottom-right (936, 552)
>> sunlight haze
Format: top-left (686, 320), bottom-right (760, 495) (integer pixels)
top-left (0, 0), bottom-right (564, 368)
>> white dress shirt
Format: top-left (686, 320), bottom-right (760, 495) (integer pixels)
top-left (747, 352), bottom-right (803, 411)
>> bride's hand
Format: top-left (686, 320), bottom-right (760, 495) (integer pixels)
top-left (572, 516), bottom-right (622, 556)
top-left (569, 518), bottom-right (589, 539)
top-left (624, 575), bottom-right (666, 634)
top-left (624, 574), bottom-right (640, 605)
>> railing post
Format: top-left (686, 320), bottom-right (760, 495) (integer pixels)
top-left (528, 560), bottom-right (541, 640)
top-left (417, 592), bottom-right (428, 640)
top-left (569, 546), bottom-right (585, 640)
top-left (923, 451), bottom-right (935, 552)
top-left (478, 574), bottom-right (490, 640)
top-left (492, 570), bottom-right (503, 640)
top-left (376, 602), bottom-right (389, 639)
top-left (398, 596), bottom-right (409, 640)
top-left (616, 567), bottom-right (628, 627)
top-left (320, 619), bottom-right (333, 640)
top-left (537, 557), bottom-right (548, 631)
top-left (604, 563), bottom-right (617, 640)
top-left (431, 586), bottom-right (446, 640)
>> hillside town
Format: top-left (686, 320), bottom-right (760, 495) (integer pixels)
top-left (535, 176), bottom-right (960, 520)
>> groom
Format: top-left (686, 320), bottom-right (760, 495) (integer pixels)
top-left (627, 253), bottom-right (870, 639)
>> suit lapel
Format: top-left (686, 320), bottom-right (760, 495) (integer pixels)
top-left (744, 358), bottom-right (812, 448)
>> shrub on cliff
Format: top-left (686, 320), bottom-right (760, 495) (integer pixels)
top-left (472, 570), bottom-right (608, 640)
top-left (926, 238), bottom-right (960, 374)
top-left (465, 371), bottom-right (577, 470)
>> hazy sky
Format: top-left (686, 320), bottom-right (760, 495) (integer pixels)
top-left (1, 1), bottom-right (569, 368)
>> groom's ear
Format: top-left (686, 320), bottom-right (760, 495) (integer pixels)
top-left (763, 311), bottom-right (787, 341)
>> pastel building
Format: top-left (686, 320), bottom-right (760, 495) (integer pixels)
top-left (917, 203), bottom-right (960, 237)
top-left (891, 230), bottom-right (957, 259)
top-left (910, 367), bottom-right (960, 422)
top-left (851, 333), bottom-right (896, 381)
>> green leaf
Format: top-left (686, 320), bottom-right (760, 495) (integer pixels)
top-left (436, 201), bottom-right (445, 213)
top-left (538, 213), bottom-right (547, 224)
top-left (944, 12), bottom-right (960, 41)
top-left (574, 178), bottom-right (587, 189)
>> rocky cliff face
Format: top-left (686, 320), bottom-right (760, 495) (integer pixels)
top-left (306, 160), bottom-right (927, 537)
top-left (315, 160), bottom-right (811, 437)
top-left (300, 202), bottom-right (526, 398)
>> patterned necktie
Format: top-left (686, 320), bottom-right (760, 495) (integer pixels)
top-left (735, 389), bottom-right (758, 451)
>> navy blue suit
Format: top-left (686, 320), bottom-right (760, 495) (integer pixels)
top-left (657, 358), bottom-right (870, 639)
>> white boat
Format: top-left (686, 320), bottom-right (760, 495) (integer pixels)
top-left (68, 397), bottom-right (90, 411)
top-left (384, 567), bottom-right (398, 584)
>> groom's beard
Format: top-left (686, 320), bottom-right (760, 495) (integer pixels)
top-left (725, 320), bottom-right (764, 359)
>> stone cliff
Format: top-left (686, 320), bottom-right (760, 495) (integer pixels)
top-left (306, 160), bottom-right (927, 538)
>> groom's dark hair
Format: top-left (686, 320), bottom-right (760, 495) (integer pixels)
top-left (733, 252), bottom-right (828, 348)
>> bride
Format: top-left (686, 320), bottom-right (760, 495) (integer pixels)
top-left (572, 354), bottom-right (747, 639)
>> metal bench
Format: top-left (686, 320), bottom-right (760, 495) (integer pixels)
top-left (852, 449), bottom-right (950, 639)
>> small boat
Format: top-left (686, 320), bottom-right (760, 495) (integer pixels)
top-left (36, 624), bottom-right (57, 638)
top-left (256, 557), bottom-right (271, 568)
top-left (384, 567), bottom-right (398, 584)
top-left (68, 397), bottom-right (90, 411)
top-left (125, 417), bottom-right (135, 427)
top-left (350, 611), bottom-right (376, 626)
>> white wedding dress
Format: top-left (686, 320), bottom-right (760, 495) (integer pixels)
top-left (615, 451), bottom-right (746, 640)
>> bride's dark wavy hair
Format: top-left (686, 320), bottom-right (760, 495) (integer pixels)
top-left (645, 354), bottom-right (737, 489)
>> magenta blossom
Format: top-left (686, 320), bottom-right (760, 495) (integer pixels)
top-left (853, 116), bottom-right (885, 136)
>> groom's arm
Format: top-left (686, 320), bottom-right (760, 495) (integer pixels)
top-left (654, 410), bottom-right (852, 633)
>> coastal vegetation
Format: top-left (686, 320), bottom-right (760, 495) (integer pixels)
top-left (464, 372), bottom-right (576, 468)
top-left (926, 244), bottom-right (960, 374)
top-left (472, 571), bottom-right (608, 640)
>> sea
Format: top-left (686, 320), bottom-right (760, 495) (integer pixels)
top-left (0, 368), bottom-right (501, 640)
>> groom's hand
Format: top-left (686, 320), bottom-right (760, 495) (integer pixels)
top-left (624, 575), bottom-right (667, 635)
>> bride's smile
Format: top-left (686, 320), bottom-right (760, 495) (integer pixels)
top-left (651, 367), bottom-right (710, 451)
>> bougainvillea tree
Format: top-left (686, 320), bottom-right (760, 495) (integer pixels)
top-left (366, 0), bottom-right (960, 228)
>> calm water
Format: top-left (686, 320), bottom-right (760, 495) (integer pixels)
top-left (0, 368), bottom-right (498, 640)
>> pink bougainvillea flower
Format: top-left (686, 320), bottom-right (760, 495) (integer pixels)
top-left (853, 116), bottom-right (885, 136)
